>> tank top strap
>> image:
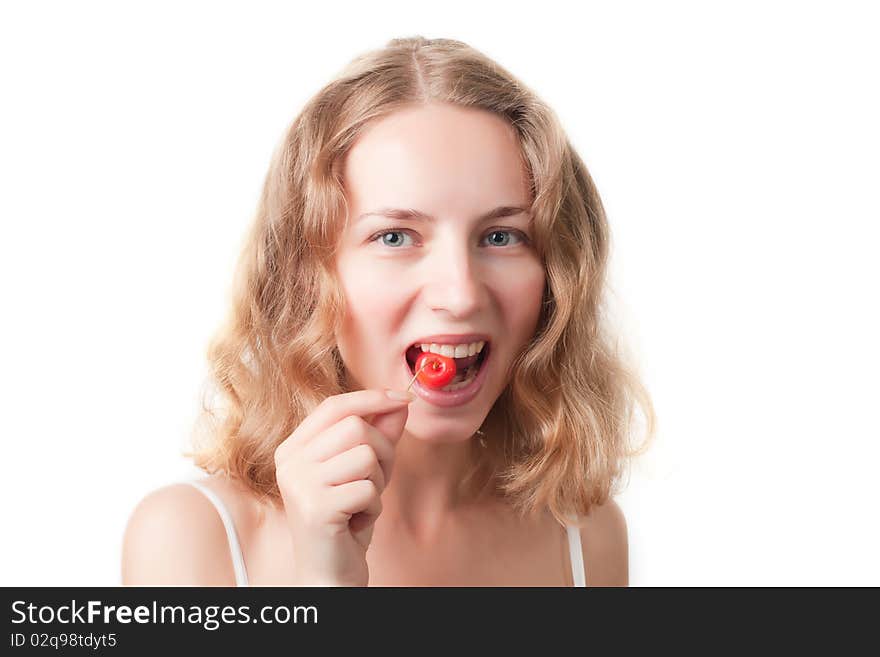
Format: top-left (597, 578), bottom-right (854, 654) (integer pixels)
top-left (565, 523), bottom-right (587, 587)
top-left (185, 481), bottom-right (249, 586)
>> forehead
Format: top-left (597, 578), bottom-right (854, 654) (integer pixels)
top-left (342, 103), bottom-right (530, 216)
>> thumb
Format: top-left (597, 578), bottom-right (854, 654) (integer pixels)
top-left (366, 402), bottom-right (410, 446)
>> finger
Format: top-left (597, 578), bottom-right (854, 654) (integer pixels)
top-left (291, 389), bottom-right (413, 447)
top-left (366, 404), bottom-right (410, 448)
top-left (319, 444), bottom-right (386, 492)
top-left (330, 479), bottom-right (381, 521)
top-left (305, 418), bottom-right (395, 486)
top-left (331, 479), bottom-right (382, 548)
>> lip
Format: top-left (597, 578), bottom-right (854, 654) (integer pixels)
top-left (402, 342), bottom-right (492, 408)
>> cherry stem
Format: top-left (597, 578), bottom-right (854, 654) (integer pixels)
top-left (406, 360), bottom-right (429, 392)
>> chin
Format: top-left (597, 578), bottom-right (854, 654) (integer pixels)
top-left (401, 424), bottom-right (479, 445)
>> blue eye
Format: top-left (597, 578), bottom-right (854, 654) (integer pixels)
top-left (373, 230), bottom-right (415, 248)
top-left (484, 230), bottom-right (523, 247)
top-left (369, 228), bottom-right (528, 249)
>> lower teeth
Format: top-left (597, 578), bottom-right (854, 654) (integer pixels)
top-left (440, 365), bottom-right (477, 392)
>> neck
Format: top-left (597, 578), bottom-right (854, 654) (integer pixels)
top-left (379, 429), bottom-right (493, 540)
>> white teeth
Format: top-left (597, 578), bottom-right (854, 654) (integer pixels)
top-left (418, 341), bottom-right (486, 356)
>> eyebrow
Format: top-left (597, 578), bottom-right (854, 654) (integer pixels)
top-left (356, 205), bottom-right (530, 224)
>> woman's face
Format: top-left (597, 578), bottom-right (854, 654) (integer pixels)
top-left (334, 102), bottom-right (545, 442)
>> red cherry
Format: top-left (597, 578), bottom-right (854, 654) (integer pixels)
top-left (414, 352), bottom-right (457, 389)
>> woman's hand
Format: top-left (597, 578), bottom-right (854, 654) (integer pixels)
top-left (273, 389), bottom-right (413, 586)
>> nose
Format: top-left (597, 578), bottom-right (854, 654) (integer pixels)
top-left (422, 238), bottom-right (484, 318)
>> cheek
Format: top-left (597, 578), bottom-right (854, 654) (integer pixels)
top-left (499, 263), bottom-right (546, 336)
top-left (337, 264), bottom-right (400, 349)
top-left (343, 267), bottom-right (399, 317)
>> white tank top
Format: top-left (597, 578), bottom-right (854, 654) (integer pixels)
top-left (186, 480), bottom-right (587, 587)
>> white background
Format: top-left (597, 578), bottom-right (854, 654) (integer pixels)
top-left (1, 1), bottom-right (877, 586)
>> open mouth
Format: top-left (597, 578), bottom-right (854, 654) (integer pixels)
top-left (404, 341), bottom-right (491, 389)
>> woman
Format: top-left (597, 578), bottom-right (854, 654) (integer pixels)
top-left (122, 36), bottom-right (654, 587)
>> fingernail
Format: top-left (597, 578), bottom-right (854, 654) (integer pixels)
top-left (385, 389), bottom-right (415, 402)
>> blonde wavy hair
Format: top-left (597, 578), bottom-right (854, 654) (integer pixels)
top-left (185, 36), bottom-right (656, 527)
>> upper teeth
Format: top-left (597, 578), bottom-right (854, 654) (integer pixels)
top-left (420, 341), bottom-right (486, 358)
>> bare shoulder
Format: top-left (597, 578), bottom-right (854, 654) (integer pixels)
top-left (121, 480), bottom-right (240, 586)
top-left (579, 498), bottom-right (628, 587)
